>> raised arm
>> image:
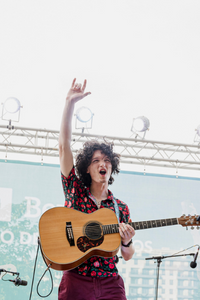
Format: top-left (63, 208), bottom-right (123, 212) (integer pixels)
top-left (59, 78), bottom-right (91, 177)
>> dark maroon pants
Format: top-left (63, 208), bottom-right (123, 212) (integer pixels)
top-left (58, 270), bottom-right (127, 300)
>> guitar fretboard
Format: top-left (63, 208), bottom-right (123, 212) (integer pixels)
top-left (102, 218), bottom-right (178, 235)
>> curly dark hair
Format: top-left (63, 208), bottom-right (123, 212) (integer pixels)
top-left (75, 140), bottom-right (120, 187)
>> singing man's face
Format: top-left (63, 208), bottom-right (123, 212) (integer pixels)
top-left (87, 150), bottom-right (112, 185)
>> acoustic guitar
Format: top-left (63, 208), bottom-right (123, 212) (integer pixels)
top-left (38, 207), bottom-right (200, 271)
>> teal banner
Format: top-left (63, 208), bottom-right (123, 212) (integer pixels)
top-left (0, 160), bottom-right (200, 299)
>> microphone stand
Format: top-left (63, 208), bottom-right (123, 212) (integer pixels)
top-left (0, 269), bottom-right (19, 276)
top-left (145, 252), bottom-right (195, 300)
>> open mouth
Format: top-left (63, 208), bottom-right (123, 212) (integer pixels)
top-left (99, 170), bottom-right (106, 175)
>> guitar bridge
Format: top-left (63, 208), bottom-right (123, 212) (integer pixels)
top-left (66, 222), bottom-right (75, 246)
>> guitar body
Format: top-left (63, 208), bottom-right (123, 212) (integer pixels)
top-left (39, 207), bottom-right (121, 271)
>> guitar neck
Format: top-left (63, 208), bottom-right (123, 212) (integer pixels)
top-left (102, 217), bottom-right (178, 235)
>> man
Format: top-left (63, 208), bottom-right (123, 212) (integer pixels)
top-left (58, 78), bottom-right (135, 300)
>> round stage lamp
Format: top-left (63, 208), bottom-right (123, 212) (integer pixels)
top-left (4, 97), bottom-right (21, 114)
top-left (76, 107), bottom-right (93, 123)
top-left (132, 116), bottom-right (150, 132)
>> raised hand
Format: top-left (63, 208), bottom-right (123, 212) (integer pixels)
top-left (66, 78), bottom-right (91, 103)
top-left (59, 78), bottom-right (91, 177)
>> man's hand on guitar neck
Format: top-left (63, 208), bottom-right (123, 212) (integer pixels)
top-left (119, 219), bottom-right (135, 261)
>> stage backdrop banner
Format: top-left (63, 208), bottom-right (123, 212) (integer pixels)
top-left (0, 159), bottom-right (199, 300)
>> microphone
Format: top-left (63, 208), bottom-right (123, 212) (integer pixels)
top-left (190, 247), bottom-right (199, 268)
top-left (9, 277), bottom-right (28, 286)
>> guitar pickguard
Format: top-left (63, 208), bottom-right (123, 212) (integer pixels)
top-left (77, 236), bottom-right (104, 253)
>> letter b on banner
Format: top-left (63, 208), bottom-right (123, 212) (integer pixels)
top-left (24, 197), bottom-right (41, 218)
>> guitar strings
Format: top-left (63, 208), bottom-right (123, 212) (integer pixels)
top-left (68, 225), bottom-right (119, 230)
top-left (65, 224), bottom-right (120, 234)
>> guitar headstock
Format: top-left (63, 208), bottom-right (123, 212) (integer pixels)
top-left (178, 214), bottom-right (200, 229)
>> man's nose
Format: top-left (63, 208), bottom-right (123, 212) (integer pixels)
top-left (100, 160), bottom-right (105, 167)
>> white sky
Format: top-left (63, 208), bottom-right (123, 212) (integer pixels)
top-left (0, 0), bottom-right (200, 175)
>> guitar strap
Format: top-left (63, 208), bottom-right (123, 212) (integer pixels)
top-left (113, 197), bottom-right (120, 223)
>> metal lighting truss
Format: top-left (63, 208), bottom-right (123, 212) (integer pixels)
top-left (0, 124), bottom-right (200, 172)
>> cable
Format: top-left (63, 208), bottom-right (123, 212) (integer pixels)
top-left (171, 244), bottom-right (200, 256)
top-left (1, 271), bottom-right (9, 281)
top-left (36, 265), bottom-right (53, 298)
top-left (36, 238), bottom-right (53, 298)
top-left (29, 237), bottom-right (54, 299)
top-left (29, 240), bottom-right (40, 300)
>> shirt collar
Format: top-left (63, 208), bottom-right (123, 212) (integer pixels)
top-left (86, 187), bottom-right (114, 202)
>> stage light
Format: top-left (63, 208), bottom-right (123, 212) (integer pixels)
top-left (75, 106), bottom-right (93, 123)
top-left (1, 97), bottom-right (22, 129)
top-left (75, 106), bottom-right (94, 133)
top-left (196, 125), bottom-right (200, 137)
top-left (131, 116), bottom-right (150, 139)
top-left (3, 97), bottom-right (21, 114)
top-left (194, 124), bottom-right (200, 143)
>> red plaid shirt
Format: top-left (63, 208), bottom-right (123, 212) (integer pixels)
top-left (61, 167), bottom-right (130, 277)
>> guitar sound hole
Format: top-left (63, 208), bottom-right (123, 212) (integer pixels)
top-left (85, 222), bottom-right (102, 240)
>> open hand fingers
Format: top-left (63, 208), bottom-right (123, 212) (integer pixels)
top-left (71, 79), bottom-right (89, 94)
top-left (71, 78), bottom-right (82, 90)
top-left (68, 78), bottom-right (91, 102)
top-left (71, 78), bottom-right (76, 88)
top-left (81, 79), bottom-right (87, 93)
top-left (71, 78), bottom-right (86, 91)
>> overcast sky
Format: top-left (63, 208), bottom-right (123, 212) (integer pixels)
top-left (0, 0), bottom-right (200, 175)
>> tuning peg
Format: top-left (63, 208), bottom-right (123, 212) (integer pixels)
top-left (197, 226), bottom-right (199, 230)
top-left (186, 226), bottom-right (188, 230)
top-left (191, 226), bottom-right (194, 230)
